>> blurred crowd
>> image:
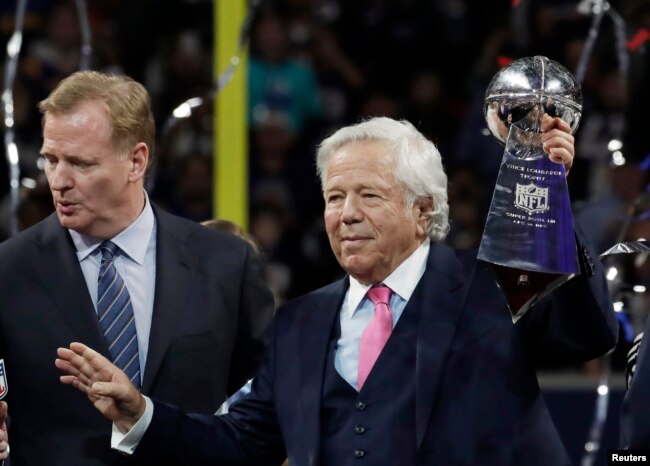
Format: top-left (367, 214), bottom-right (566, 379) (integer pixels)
top-left (1, 0), bottom-right (650, 369)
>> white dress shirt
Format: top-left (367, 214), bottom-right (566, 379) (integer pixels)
top-left (69, 192), bottom-right (157, 383)
top-left (335, 238), bottom-right (430, 388)
top-left (112, 238), bottom-right (431, 454)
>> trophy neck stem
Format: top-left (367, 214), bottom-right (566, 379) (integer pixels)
top-left (506, 124), bottom-right (544, 154)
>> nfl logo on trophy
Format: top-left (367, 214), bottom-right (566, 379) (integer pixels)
top-left (515, 183), bottom-right (549, 214)
top-left (0, 359), bottom-right (7, 400)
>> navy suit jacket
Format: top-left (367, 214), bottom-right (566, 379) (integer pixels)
top-left (0, 207), bottom-right (274, 465)
top-left (133, 239), bottom-right (617, 466)
top-left (620, 316), bottom-right (650, 447)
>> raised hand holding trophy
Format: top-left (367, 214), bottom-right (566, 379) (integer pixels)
top-left (478, 56), bottom-right (583, 320)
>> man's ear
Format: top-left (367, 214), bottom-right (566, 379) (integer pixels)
top-left (416, 196), bottom-right (434, 236)
top-left (128, 143), bottom-right (149, 182)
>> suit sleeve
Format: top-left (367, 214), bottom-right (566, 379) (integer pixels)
top-left (516, 230), bottom-right (619, 363)
top-left (132, 311), bottom-right (286, 465)
top-left (227, 244), bottom-right (275, 396)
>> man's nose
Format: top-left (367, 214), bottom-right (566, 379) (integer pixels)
top-left (341, 195), bottom-right (363, 223)
top-left (47, 163), bottom-right (73, 191)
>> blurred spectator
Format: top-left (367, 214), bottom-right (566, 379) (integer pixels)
top-left (201, 218), bottom-right (262, 256)
top-left (249, 202), bottom-right (296, 302)
top-left (166, 155), bottom-right (213, 222)
top-left (574, 68), bottom-right (627, 200)
top-left (22, 1), bottom-right (81, 95)
top-left (357, 91), bottom-right (400, 119)
top-left (446, 166), bottom-right (483, 249)
top-left (144, 29), bottom-right (210, 124)
top-left (575, 161), bottom-right (649, 254)
top-left (0, 0), bottom-right (54, 36)
top-left (0, 175), bottom-right (53, 240)
top-left (249, 11), bottom-right (323, 133)
top-left (403, 69), bottom-right (457, 152)
top-left (452, 28), bottom-right (516, 216)
top-left (15, 1), bottom-right (82, 172)
top-left (309, 24), bottom-right (365, 131)
top-left (250, 113), bottom-right (297, 215)
top-left (249, 111), bottom-right (322, 223)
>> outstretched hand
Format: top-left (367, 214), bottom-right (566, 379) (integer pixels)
top-left (541, 114), bottom-right (575, 175)
top-left (55, 342), bottom-right (145, 433)
top-left (0, 401), bottom-right (8, 460)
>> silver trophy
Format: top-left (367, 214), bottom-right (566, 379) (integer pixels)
top-left (478, 56), bottom-right (583, 319)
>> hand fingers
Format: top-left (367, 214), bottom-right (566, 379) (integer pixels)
top-left (70, 342), bottom-right (112, 371)
top-left (541, 114), bottom-right (571, 133)
top-left (548, 147), bottom-right (574, 172)
top-left (56, 346), bottom-right (79, 364)
top-left (56, 351), bottom-right (96, 385)
top-left (0, 401), bottom-right (7, 421)
top-left (541, 118), bottom-right (574, 155)
top-left (542, 132), bottom-right (575, 158)
top-left (0, 402), bottom-right (7, 458)
top-left (92, 381), bottom-right (129, 399)
top-left (57, 345), bottom-right (107, 382)
top-left (59, 374), bottom-right (89, 391)
top-left (541, 114), bottom-right (555, 131)
top-left (59, 374), bottom-right (106, 407)
top-left (540, 116), bottom-right (574, 175)
top-left (55, 356), bottom-right (96, 386)
top-left (55, 357), bottom-right (82, 378)
top-left (57, 345), bottom-right (116, 399)
top-left (542, 133), bottom-right (574, 168)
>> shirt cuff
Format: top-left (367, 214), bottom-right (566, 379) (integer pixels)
top-left (111, 395), bottom-right (154, 454)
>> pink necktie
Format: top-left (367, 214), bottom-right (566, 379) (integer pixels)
top-left (357, 285), bottom-right (393, 390)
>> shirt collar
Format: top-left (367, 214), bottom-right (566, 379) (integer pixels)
top-left (346, 238), bottom-right (430, 318)
top-left (69, 192), bottom-right (155, 265)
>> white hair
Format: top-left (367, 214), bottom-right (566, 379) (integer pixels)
top-left (316, 117), bottom-right (449, 241)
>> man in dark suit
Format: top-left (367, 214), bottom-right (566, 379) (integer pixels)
top-left (620, 331), bottom-right (647, 447)
top-left (53, 117), bottom-right (616, 466)
top-left (0, 71), bottom-right (273, 465)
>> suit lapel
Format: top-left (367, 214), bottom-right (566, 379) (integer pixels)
top-left (33, 214), bottom-right (108, 354)
top-left (141, 209), bottom-right (198, 392)
top-left (414, 242), bottom-right (471, 448)
top-left (298, 279), bottom-right (347, 465)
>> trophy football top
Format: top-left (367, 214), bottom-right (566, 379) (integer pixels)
top-left (484, 55), bottom-right (583, 145)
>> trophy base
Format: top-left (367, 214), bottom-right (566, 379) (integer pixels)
top-left (489, 264), bottom-right (576, 322)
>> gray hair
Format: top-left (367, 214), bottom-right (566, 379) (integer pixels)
top-left (316, 117), bottom-right (449, 241)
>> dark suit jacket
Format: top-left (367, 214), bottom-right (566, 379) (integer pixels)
top-left (621, 318), bottom-right (650, 447)
top-left (134, 240), bottom-right (617, 466)
top-left (0, 207), bottom-right (274, 465)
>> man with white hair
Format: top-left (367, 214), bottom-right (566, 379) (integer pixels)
top-left (55, 116), bottom-right (616, 466)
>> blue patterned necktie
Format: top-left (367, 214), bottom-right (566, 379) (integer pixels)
top-left (97, 241), bottom-right (141, 389)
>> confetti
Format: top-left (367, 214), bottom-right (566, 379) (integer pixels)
top-left (497, 55), bottom-right (513, 68)
top-left (627, 28), bottom-right (650, 51)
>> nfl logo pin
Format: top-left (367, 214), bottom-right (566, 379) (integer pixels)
top-left (0, 359), bottom-right (8, 400)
